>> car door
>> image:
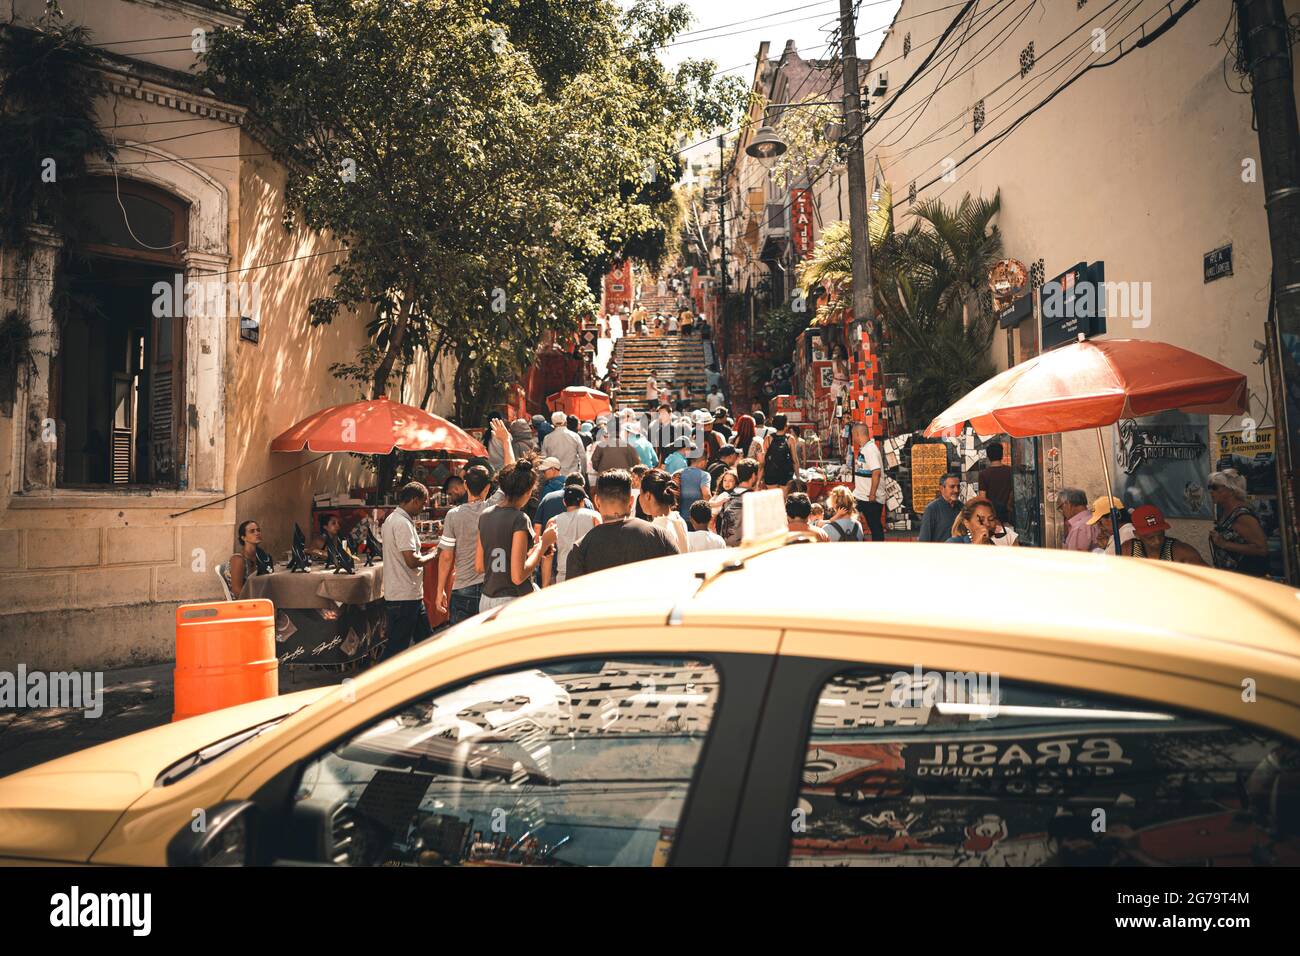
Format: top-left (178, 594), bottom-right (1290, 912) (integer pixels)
top-left (97, 623), bottom-right (780, 867)
top-left (730, 633), bottom-right (1300, 867)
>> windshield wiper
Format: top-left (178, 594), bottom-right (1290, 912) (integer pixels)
top-left (155, 718), bottom-right (284, 786)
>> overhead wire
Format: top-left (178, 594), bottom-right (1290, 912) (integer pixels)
top-left (880, 0), bottom-right (1145, 183)
top-left (909, 0), bottom-right (1201, 202)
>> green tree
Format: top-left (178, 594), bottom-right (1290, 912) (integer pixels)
top-left (202, 0), bottom-right (742, 412)
top-left (0, 1), bottom-right (114, 245)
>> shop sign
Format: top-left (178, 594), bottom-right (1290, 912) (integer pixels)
top-left (791, 188), bottom-right (815, 259)
top-left (1041, 260), bottom-right (1106, 350)
top-left (997, 295), bottom-right (1032, 329)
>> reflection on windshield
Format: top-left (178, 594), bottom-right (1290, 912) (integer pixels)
top-left (295, 658), bottom-right (718, 867)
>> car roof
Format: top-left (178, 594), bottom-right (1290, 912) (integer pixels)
top-left (488, 540), bottom-right (1300, 681)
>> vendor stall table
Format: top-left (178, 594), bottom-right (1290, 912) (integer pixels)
top-left (246, 562), bottom-right (386, 671)
top-left (804, 478), bottom-right (850, 502)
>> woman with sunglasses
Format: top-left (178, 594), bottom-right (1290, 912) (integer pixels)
top-left (1207, 468), bottom-right (1269, 577)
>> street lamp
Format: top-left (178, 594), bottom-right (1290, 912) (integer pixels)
top-left (746, 125), bottom-right (787, 168)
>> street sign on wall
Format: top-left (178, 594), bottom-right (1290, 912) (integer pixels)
top-left (1204, 244), bottom-right (1233, 283)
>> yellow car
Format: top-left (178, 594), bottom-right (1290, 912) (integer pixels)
top-left (1, 538), bottom-right (1298, 867)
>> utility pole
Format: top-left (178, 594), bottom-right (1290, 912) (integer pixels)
top-left (717, 133), bottom-right (728, 357)
top-left (839, 0), bottom-right (878, 357)
top-left (1238, 0), bottom-right (1300, 584)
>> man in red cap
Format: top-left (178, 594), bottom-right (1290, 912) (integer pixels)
top-left (1122, 504), bottom-right (1206, 565)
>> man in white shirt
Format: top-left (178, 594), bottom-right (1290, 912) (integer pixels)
top-left (381, 481), bottom-right (436, 659)
top-left (706, 389), bottom-right (724, 413)
top-left (541, 410), bottom-right (585, 476)
top-left (851, 423), bottom-right (887, 542)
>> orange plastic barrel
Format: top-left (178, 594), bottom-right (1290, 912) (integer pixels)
top-left (173, 599), bottom-right (279, 721)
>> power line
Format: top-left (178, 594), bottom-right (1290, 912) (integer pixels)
top-left (881, 0), bottom-right (1148, 193)
top-left (871, 0), bottom-right (1032, 148)
top-left (676, 0), bottom-right (841, 39)
top-left (910, 0), bottom-right (1202, 198)
top-left (894, 0), bottom-right (1145, 177)
top-left (872, 0), bottom-right (1007, 150)
top-left (663, 8), bottom-right (845, 49)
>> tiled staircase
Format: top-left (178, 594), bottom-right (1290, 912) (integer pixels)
top-left (613, 332), bottom-right (709, 411)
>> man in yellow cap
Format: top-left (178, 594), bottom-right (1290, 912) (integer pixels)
top-left (1086, 495), bottom-right (1132, 554)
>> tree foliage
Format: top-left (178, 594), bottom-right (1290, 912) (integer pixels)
top-left (0, 1), bottom-right (114, 245)
top-left (202, 0), bottom-right (743, 413)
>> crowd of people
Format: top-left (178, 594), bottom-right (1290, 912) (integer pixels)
top-left (909, 457), bottom-right (1269, 577)
top-left (229, 397), bottom-right (1275, 661)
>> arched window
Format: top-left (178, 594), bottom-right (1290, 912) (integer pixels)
top-left (75, 178), bottom-right (188, 263)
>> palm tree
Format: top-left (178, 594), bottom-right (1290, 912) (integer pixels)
top-left (798, 191), bottom-right (1004, 430)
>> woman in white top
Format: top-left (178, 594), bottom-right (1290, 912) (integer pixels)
top-left (542, 487), bottom-right (601, 585)
top-left (638, 468), bottom-right (690, 553)
top-left (645, 372), bottom-right (659, 406)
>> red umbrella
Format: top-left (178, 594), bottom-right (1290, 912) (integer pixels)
top-left (546, 386), bottom-right (611, 421)
top-left (925, 338), bottom-right (1247, 438)
top-left (924, 337), bottom-right (1248, 553)
top-left (271, 396), bottom-right (487, 456)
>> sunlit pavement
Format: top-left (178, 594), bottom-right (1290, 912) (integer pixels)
top-left (0, 662), bottom-right (346, 778)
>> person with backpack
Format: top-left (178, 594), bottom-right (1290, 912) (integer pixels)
top-left (761, 414), bottom-right (800, 494)
top-left (716, 458), bottom-right (760, 547)
top-left (823, 486), bottom-right (865, 542)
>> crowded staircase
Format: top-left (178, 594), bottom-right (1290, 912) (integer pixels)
top-left (612, 330), bottom-right (710, 411)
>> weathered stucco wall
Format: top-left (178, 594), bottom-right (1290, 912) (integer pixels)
top-left (0, 0), bottom-right (449, 670)
top-left (859, 0), bottom-right (1300, 549)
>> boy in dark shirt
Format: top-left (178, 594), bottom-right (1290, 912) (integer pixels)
top-left (566, 469), bottom-right (679, 579)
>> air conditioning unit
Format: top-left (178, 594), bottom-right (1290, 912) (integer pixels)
top-left (872, 71), bottom-right (888, 96)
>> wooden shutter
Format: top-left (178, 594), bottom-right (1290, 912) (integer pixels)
top-left (149, 311), bottom-right (184, 486)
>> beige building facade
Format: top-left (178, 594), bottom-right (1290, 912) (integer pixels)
top-left (0, 0), bottom-right (449, 669)
top-left (859, 0), bottom-right (1300, 550)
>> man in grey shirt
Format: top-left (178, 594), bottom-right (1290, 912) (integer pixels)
top-left (918, 472), bottom-right (963, 543)
top-left (541, 411), bottom-right (586, 477)
top-left (435, 422), bottom-right (513, 625)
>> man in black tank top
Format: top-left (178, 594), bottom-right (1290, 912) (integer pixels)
top-left (1121, 504), bottom-right (1206, 565)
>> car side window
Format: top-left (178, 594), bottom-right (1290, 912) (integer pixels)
top-left (292, 657), bottom-right (718, 866)
top-left (788, 667), bottom-right (1300, 867)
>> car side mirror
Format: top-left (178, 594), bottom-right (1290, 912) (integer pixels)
top-left (166, 800), bottom-right (256, 866)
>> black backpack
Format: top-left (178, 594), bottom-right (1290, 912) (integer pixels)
top-left (764, 433), bottom-right (795, 485)
top-left (717, 489), bottom-right (748, 546)
top-left (824, 517), bottom-right (863, 542)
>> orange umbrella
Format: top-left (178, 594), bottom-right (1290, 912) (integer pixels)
top-left (270, 396), bottom-right (487, 456)
top-left (546, 386), bottom-right (611, 421)
top-left (924, 338), bottom-right (1247, 438)
top-left (924, 337), bottom-right (1247, 554)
